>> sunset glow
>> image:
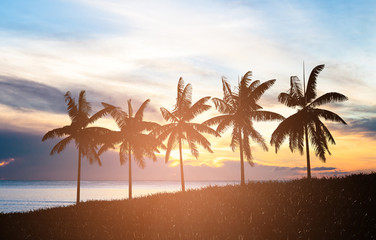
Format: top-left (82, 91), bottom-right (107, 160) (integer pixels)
top-left (1, 0), bottom-right (375, 181)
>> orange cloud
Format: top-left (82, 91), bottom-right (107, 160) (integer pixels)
top-left (0, 158), bottom-right (15, 167)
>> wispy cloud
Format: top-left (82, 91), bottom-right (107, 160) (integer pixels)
top-left (0, 75), bottom-right (65, 113)
top-left (0, 158), bottom-right (15, 167)
top-left (346, 118), bottom-right (376, 140)
top-left (273, 166), bottom-right (337, 172)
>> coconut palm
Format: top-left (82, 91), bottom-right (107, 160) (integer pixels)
top-left (271, 64), bottom-right (348, 179)
top-left (204, 72), bottom-right (284, 186)
top-left (152, 77), bottom-right (219, 192)
top-left (99, 99), bottom-right (163, 199)
top-left (42, 91), bottom-right (110, 204)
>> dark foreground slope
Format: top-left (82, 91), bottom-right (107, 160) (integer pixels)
top-left (1, 174), bottom-right (376, 239)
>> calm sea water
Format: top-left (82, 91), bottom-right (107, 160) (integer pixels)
top-left (0, 180), bottom-right (238, 213)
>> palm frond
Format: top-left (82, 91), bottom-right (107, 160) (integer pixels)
top-left (135, 99), bottom-right (150, 121)
top-left (308, 122), bottom-right (328, 162)
top-left (241, 133), bottom-right (254, 165)
top-left (271, 113), bottom-right (301, 152)
top-left (320, 121), bottom-right (336, 145)
top-left (251, 79), bottom-right (276, 102)
top-left (248, 80), bottom-right (260, 92)
top-left (240, 71), bottom-right (252, 91)
top-left (216, 115), bottom-right (233, 134)
top-left (191, 123), bottom-right (220, 137)
top-left (290, 76), bottom-right (304, 104)
top-left (306, 64), bottom-right (325, 103)
top-left (222, 77), bottom-right (233, 99)
top-left (102, 102), bottom-right (128, 129)
top-left (42, 126), bottom-right (73, 141)
top-left (160, 107), bottom-right (178, 122)
top-left (133, 145), bottom-right (146, 169)
top-left (50, 136), bottom-right (74, 155)
top-left (136, 121), bottom-right (160, 132)
top-left (278, 92), bottom-right (299, 108)
top-left (64, 91), bottom-right (78, 122)
top-left (212, 97), bottom-right (232, 114)
top-left (174, 79), bottom-right (192, 115)
top-left (312, 108), bottom-right (347, 124)
top-left (119, 143), bottom-right (129, 165)
top-left (288, 123), bottom-right (304, 154)
top-left (134, 134), bottom-right (163, 153)
top-left (180, 83), bottom-right (193, 110)
top-left (250, 110), bottom-right (285, 122)
top-left (242, 120), bottom-right (268, 152)
top-left (187, 140), bottom-right (199, 159)
top-left (203, 114), bottom-right (230, 127)
top-left (176, 77), bottom-right (185, 104)
top-left (151, 123), bottom-right (176, 140)
top-left (88, 107), bottom-right (112, 125)
top-left (309, 92), bottom-right (348, 108)
top-left (183, 96), bottom-right (211, 121)
top-left (230, 127), bottom-right (240, 151)
top-left (78, 90), bottom-right (91, 120)
top-left (186, 126), bottom-right (213, 154)
top-left (165, 130), bottom-right (178, 163)
top-left (85, 145), bottom-right (102, 166)
top-left (98, 143), bottom-right (116, 156)
top-left (135, 156), bottom-right (146, 169)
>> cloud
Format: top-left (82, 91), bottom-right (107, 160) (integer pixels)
top-left (351, 118), bottom-right (376, 132)
top-left (0, 75), bottom-right (66, 113)
top-left (0, 158), bottom-right (15, 167)
top-left (271, 165), bottom-right (336, 172)
top-left (328, 116), bottom-right (376, 140)
top-left (346, 118), bottom-right (376, 139)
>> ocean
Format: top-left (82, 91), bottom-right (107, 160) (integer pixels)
top-left (0, 180), bottom-right (238, 213)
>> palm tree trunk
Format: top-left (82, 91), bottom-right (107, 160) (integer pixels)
top-left (179, 138), bottom-right (186, 192)
top-left (304, 125), bottom-right (311, 179)
top-left (129, 143), bottom-right (132, 200)
top-left (239, 131), bottom-right (245, 186)
top-left (76, 147), bottom-right (81, 204)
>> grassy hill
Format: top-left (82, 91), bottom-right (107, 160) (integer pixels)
top-left (1, 173), bottom-right (375, 239)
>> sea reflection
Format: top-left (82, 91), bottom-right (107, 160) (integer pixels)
top-left (0, 180), bottom-right (238, 213)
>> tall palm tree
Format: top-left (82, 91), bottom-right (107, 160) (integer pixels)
top-left (271, 64), bottom-right (348, 179)
top-left (42, 91), bottom-right (110, 204)
top-left (99, 99), bottom-right (163, 200)
top-left (204, 72), bottom-right (284, 186)
top-left (152, 77), bottom-right (219, 192)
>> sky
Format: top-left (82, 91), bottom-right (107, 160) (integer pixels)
top-left (0, 0), bottom-right (375, 181)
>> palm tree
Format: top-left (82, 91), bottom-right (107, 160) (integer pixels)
top-left (99, 99), bottom-right (163, 200)
top-left (204, 72), bottom-right (284, 186)
top-left (42, 91), bottom-right (110, 204)
top-left (271, 64), bottom-right (348, 179)
top-left (152, 77), bottom-right (219, 192)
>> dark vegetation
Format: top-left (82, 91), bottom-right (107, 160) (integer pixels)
top-left (1, 173), bottom-right (375, 239)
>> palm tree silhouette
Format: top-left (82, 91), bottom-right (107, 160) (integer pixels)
top-left (204, 72), bottom-right (284, 186)
top-left (42, 91), bottom-right (110, 204)
top-left (99, 99), bottom-right (163, 199)
top-left (152, 77), bottom-right (219, 192)
top-left (271, 64), bottom-right (348, 179)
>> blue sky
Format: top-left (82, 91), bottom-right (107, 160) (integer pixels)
top-left (0, 0), bottom-right (119, 38)
top-left (0, 0), bottom-right (375, 180)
